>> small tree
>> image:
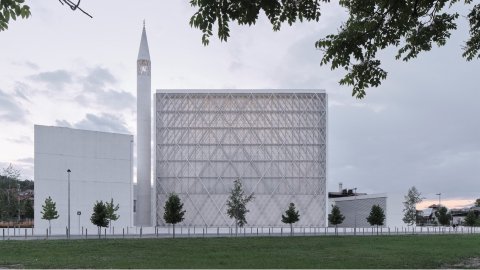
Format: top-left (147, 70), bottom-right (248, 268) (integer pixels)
top-left (367, 204), bottom-right (385, 235)
top-left (464, 211), bottom-right (477, 229)
top-left (105, 198), bottom-right (120, 233)
top-left (402, 186), bottom-right (423, 226)
top-left (328, 205), bottom-right (345, 236)
top-left (475, 199), bottom-right (480, 207)
top-left (281, 202), bottom-right (300, 236)
top-left (226, 179), bottom-right (254, 236)
top-left (24, 199), bottom-right (34, 219)
top-left (90, 201), bottom-right (109, 238)
top-left (41, 196), bottom-right (59, 234)
top-left (435, 206), bottom-right (451, 226)
top-left (163, 193), bottom-right (186, 238)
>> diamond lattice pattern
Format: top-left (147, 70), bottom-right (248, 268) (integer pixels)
top-left (155, 92), bottom-right (327, 227)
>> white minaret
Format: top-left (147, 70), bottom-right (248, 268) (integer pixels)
top-left (136, 21), bottom-right (151, 226)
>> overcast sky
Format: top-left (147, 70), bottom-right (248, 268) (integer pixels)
top-left (1, 1), bottom-right (479, 224)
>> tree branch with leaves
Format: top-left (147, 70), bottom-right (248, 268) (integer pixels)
top-left (190, 0), bottom-right (480, 98)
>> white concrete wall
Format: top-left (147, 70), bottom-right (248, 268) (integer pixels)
top-left (34, 125), bottom-right (134, 235)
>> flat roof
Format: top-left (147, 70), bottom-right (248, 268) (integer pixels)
top-left (156, 89), bottom-right (326, 94)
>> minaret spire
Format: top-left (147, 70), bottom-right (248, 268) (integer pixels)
top-left (136, 22), bottom-right (152, 226)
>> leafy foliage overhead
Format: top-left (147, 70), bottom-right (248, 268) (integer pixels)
top-left (0, 0), bottom-right (30, 32)
top-left (190, 0), bottom-right (480, 98)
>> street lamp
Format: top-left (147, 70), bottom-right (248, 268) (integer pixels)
top-left (67, 169), bottom-right (71, 239)
top-left (353, 187), bottom-right (357, 236)
top-left (436, 193), bottom-right (441, 208)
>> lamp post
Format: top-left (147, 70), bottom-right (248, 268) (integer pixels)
top-left (435, 193), bottom-right (441, 226)
top-left (354, 187), bottom-right (357, 236)
top-left (67, 169), bottom-right (71, 239)
top-left (17, 183), bottom-right (20, 223)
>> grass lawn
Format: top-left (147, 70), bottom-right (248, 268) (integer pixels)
top-left (0, 235), bottom-right (479, 268)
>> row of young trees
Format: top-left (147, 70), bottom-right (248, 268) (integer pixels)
top-left (164, 178), bottom-right (387, 237)
top-left (41, 196), bottom-right (119, 237)
top-left (164, 179), bottom-right (302, 237)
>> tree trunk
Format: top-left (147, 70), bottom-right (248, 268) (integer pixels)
top-left (235, 223), bottom-right (238, 237)
top-left (290, 223), bottom-right (293, 236)
top-left (173, 224), bottom-right (175, 239)
top-left (49, 220), bottom-right (51, 236)
top-left (98, 226), bottom-right (101, 239)
top-left (335, 225), bottom-right (338, 236)
top-left (376, 225), bottom-right (379, 235)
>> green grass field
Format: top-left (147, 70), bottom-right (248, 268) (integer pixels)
top-left (1, 235), bottom-right (479, 268)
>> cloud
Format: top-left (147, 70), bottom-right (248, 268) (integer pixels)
top-left (16, 157), bottom-right (34, 164)
top-left (7, 136), bottom-right (32, 144)
top-left (55, 119), bottom-right (72, 128)
top-left (57, 113), bottom-right (131, 134)
top-left (25, 61), bottom-right (39, 70)
top-left (83, 66), bottom-right (117, 91)
top-left (14, 82), bottom-right (31, 102)
top-left (0, 89), bottom-right (28, 122)
top-left (29, 69), bottom-right (73, 90)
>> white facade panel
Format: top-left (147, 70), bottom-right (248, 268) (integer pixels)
top-left (155, 91), bottom-right (327, 227)
top-left (34, 125), bottom-right (134, 234)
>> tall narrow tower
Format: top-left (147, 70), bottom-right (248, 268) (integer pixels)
top-left (136, 22), bottom-right (151, 226)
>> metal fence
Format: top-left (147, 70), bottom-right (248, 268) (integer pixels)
top-left (1, 225), bottom-right (480, 241)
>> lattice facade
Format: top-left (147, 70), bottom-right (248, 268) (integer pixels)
top-left (155, 91), bottom-right (327, 227)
